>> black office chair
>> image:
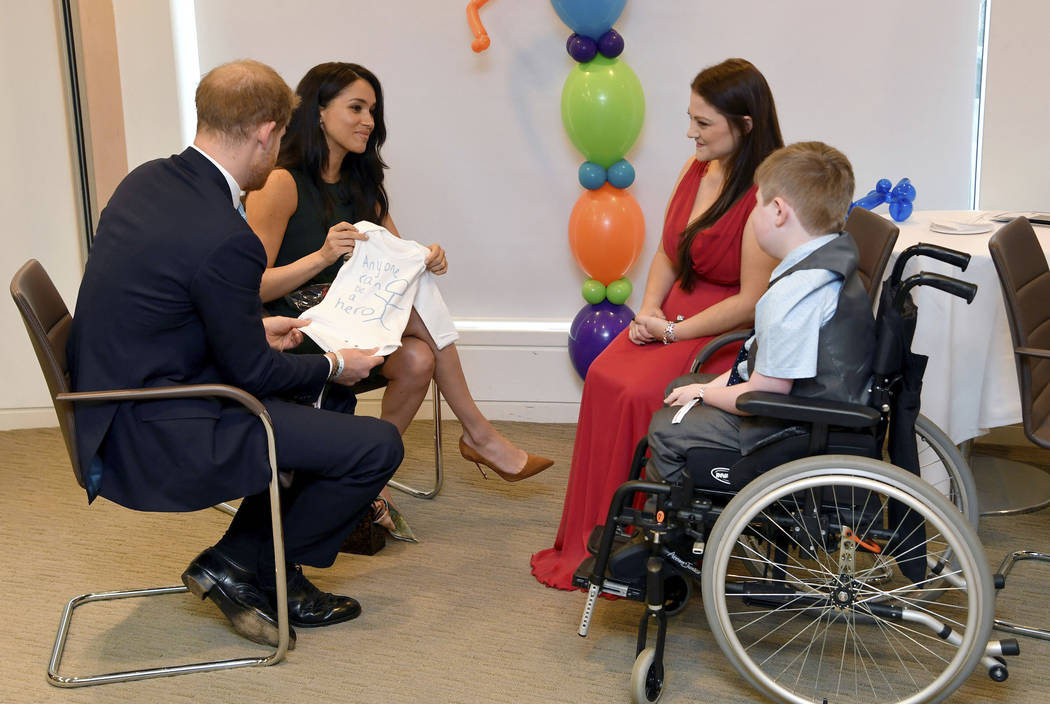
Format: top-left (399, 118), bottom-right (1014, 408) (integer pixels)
top-left (11, 259), bottom-right (291, 687)
top-left (986, 217), bottom-right (1050, 641)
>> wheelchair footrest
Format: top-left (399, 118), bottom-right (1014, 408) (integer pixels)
top-left (572, 555), bottom-right (645, 601)
top-left (586, 524), bottom-right (632, 556)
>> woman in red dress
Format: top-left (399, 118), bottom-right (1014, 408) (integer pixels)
top-left (532, 58), bottom-right (784, 589)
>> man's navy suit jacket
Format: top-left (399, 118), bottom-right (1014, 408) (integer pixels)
top-left (68, 147), bottom-right (329, 511)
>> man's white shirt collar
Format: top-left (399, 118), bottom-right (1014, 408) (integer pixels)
top-left (189, 144), bottom-right (242, 209)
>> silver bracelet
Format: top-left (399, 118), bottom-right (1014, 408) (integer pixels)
top-left (662, 321), bottom-right (677, 345)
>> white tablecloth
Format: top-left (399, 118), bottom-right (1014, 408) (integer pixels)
top-left (887, 210), bottom-right (1050, 443)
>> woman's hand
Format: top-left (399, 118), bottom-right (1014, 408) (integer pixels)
top-left (424, 244), bottom-right (448, 275)
top-left (319, 222), bottom-right (368, 264)
top-left (630, 312), bottom-right (666, 345)
top-left (263, 316), bottom-right (310, 351)
top-left (665, 383), bottom-right (705, 406)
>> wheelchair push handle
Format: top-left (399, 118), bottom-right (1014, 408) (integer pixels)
top-left (892, 272), bottom-right (978, 310)
top-left (889, 242), bottom-right (971, 287)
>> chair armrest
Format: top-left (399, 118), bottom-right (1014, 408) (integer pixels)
top-left (57, 384), bottom-right (290, 487)
top-left (736, 391), bottom-right (880, 428)
top-left (56, 383), bottom-right (267, 418)
top-left (1016, 347), bottom-right (1050, 360)
top-left (690, 329), bottom-right (751, 373)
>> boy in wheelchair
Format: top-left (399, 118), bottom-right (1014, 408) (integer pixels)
top-left (577, 144), bottom-right (1008, 704)
top-left (646, 141), bottom-right (874, 491)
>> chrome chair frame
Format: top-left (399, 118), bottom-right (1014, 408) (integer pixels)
top-left (11, 259), bottom-right (290, 687)
top-left (388, 382), bottom-right (444, 499)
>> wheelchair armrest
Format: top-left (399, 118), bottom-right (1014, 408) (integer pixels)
top-left (736, 391), bottom-right (880, 428)
top-left (690, 329), bottom-right (751, 373)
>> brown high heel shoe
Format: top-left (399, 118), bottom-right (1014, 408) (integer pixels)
top-left (458, 436), bottom-right (553, 482)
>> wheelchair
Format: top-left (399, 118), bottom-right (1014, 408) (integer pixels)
top-left (573, 244), bottom-right (1018, 704)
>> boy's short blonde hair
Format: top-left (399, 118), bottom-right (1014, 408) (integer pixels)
top-left (196, 59), bottom-right (299, 143)
top-left (755, 142), bottom-right (855, 235)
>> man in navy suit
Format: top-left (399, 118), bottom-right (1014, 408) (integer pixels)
top-left (67, 60), bottom-right (403, 648)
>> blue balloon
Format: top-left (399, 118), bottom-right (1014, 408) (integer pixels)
top-left (849, 177), bottom-right (916, 222)
top-left (578, 161), bottom-right (607, 190)
top-left (568, 300), bottom-right (634, 379)
top-left (550, 0), bottom-right (627, 40)
top-left (607, 159), bottom-right (635, 188)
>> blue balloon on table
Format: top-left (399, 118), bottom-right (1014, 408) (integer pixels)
top-left (550, 0), bottom-right (627, 40)
top-left (850, 177), bottom-right (917, 223)
top-left (568, 299), bottom-right (634, 379)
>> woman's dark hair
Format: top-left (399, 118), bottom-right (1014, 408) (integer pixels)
top-left (277, 62), bottom-right (389, 223)
top-left (676, 58), bottom-right (783, 291)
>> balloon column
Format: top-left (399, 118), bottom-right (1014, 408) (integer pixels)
top-left (554, 0), bottom-right (645, 378)
top-left (850, 178), bottom-right (917, 222)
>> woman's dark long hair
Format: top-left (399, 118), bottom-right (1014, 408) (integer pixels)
top-left (277, 62), bottom-right (389, 223)
top-left (676, 58), bottom-right (783, 291)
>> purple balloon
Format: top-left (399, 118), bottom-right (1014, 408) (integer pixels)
top-left (568, 300), bottom-right (634, 379)
top-left (597, 29), bottom-right (624, 58)
top-left (566, 33), bottom-right (598, 63)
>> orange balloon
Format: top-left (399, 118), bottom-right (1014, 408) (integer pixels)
top-left (466, 0), bottom-right (493, 53)
top-left (568, 184), bottom-right (646, 285)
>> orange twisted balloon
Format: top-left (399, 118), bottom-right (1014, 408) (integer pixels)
top-left (466, 0), bottom-right (493, 52)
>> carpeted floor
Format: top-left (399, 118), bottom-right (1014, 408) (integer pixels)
top-left (1, 421), bottom-right (1049, 703)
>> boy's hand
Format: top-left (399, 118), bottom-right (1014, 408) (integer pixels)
top-left (665, 383), bottom-right (706, 406)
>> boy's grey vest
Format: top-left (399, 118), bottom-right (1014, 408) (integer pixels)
top-left (740, 233), bottom-right (875, 454)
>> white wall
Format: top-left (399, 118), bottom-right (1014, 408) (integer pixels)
top-left (193, 0), bottom-right (982, 323)
top-left (111, 0), bottom-right (183, 169)
top-left (979, 0), bottom-right (1050, 211)
top-left (0, 0), bottom-right (990, 427)
top-left (0, 0), bottom-right (85, 429)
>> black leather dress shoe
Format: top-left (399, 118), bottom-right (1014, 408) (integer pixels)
top-left (182, 547), bottom-right (296, 649)
top-left (277, 565), bottom-right (362, 628)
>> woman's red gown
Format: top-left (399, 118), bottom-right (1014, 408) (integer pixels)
top-left (531, 160), bottom-right (758, 589)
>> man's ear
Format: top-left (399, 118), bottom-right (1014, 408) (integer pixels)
top-left (256, 121), bottom-right (278, 149)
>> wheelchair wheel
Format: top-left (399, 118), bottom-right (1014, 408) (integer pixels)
top-left (701, 456), bottom-right (993, 704)
top-left (913, 414), bottom-right (978, 527)
top-left (630, 647), bottom-right (664, 703)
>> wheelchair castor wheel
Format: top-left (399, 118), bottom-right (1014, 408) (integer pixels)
top-left (630, 647), bottom-right (664, 703)
top-left (662, 574), bottom-right (691, 617)
top-left (989, 656), bottom-right (1009, 682)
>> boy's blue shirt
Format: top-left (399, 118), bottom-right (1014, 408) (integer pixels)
top-left (737, 233), bottom-right (842, 382)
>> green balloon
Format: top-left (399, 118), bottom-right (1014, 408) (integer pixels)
top-left (582, 278), bottom-right (607, 304)
top-left (562, 55), bottom-right (645, 169)
top-left (606, 278), bottom-right (632, 305)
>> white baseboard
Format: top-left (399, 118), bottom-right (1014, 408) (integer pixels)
top-left (1, 321), bottom-right (586, 429)
top-left (0, 407), bottom-right (59, 430)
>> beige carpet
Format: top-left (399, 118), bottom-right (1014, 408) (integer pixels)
top-left (1, 422), bottom-right (1049, 703)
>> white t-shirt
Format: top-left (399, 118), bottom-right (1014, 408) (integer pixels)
top-left (300, 221), bottom-right (458, 356)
